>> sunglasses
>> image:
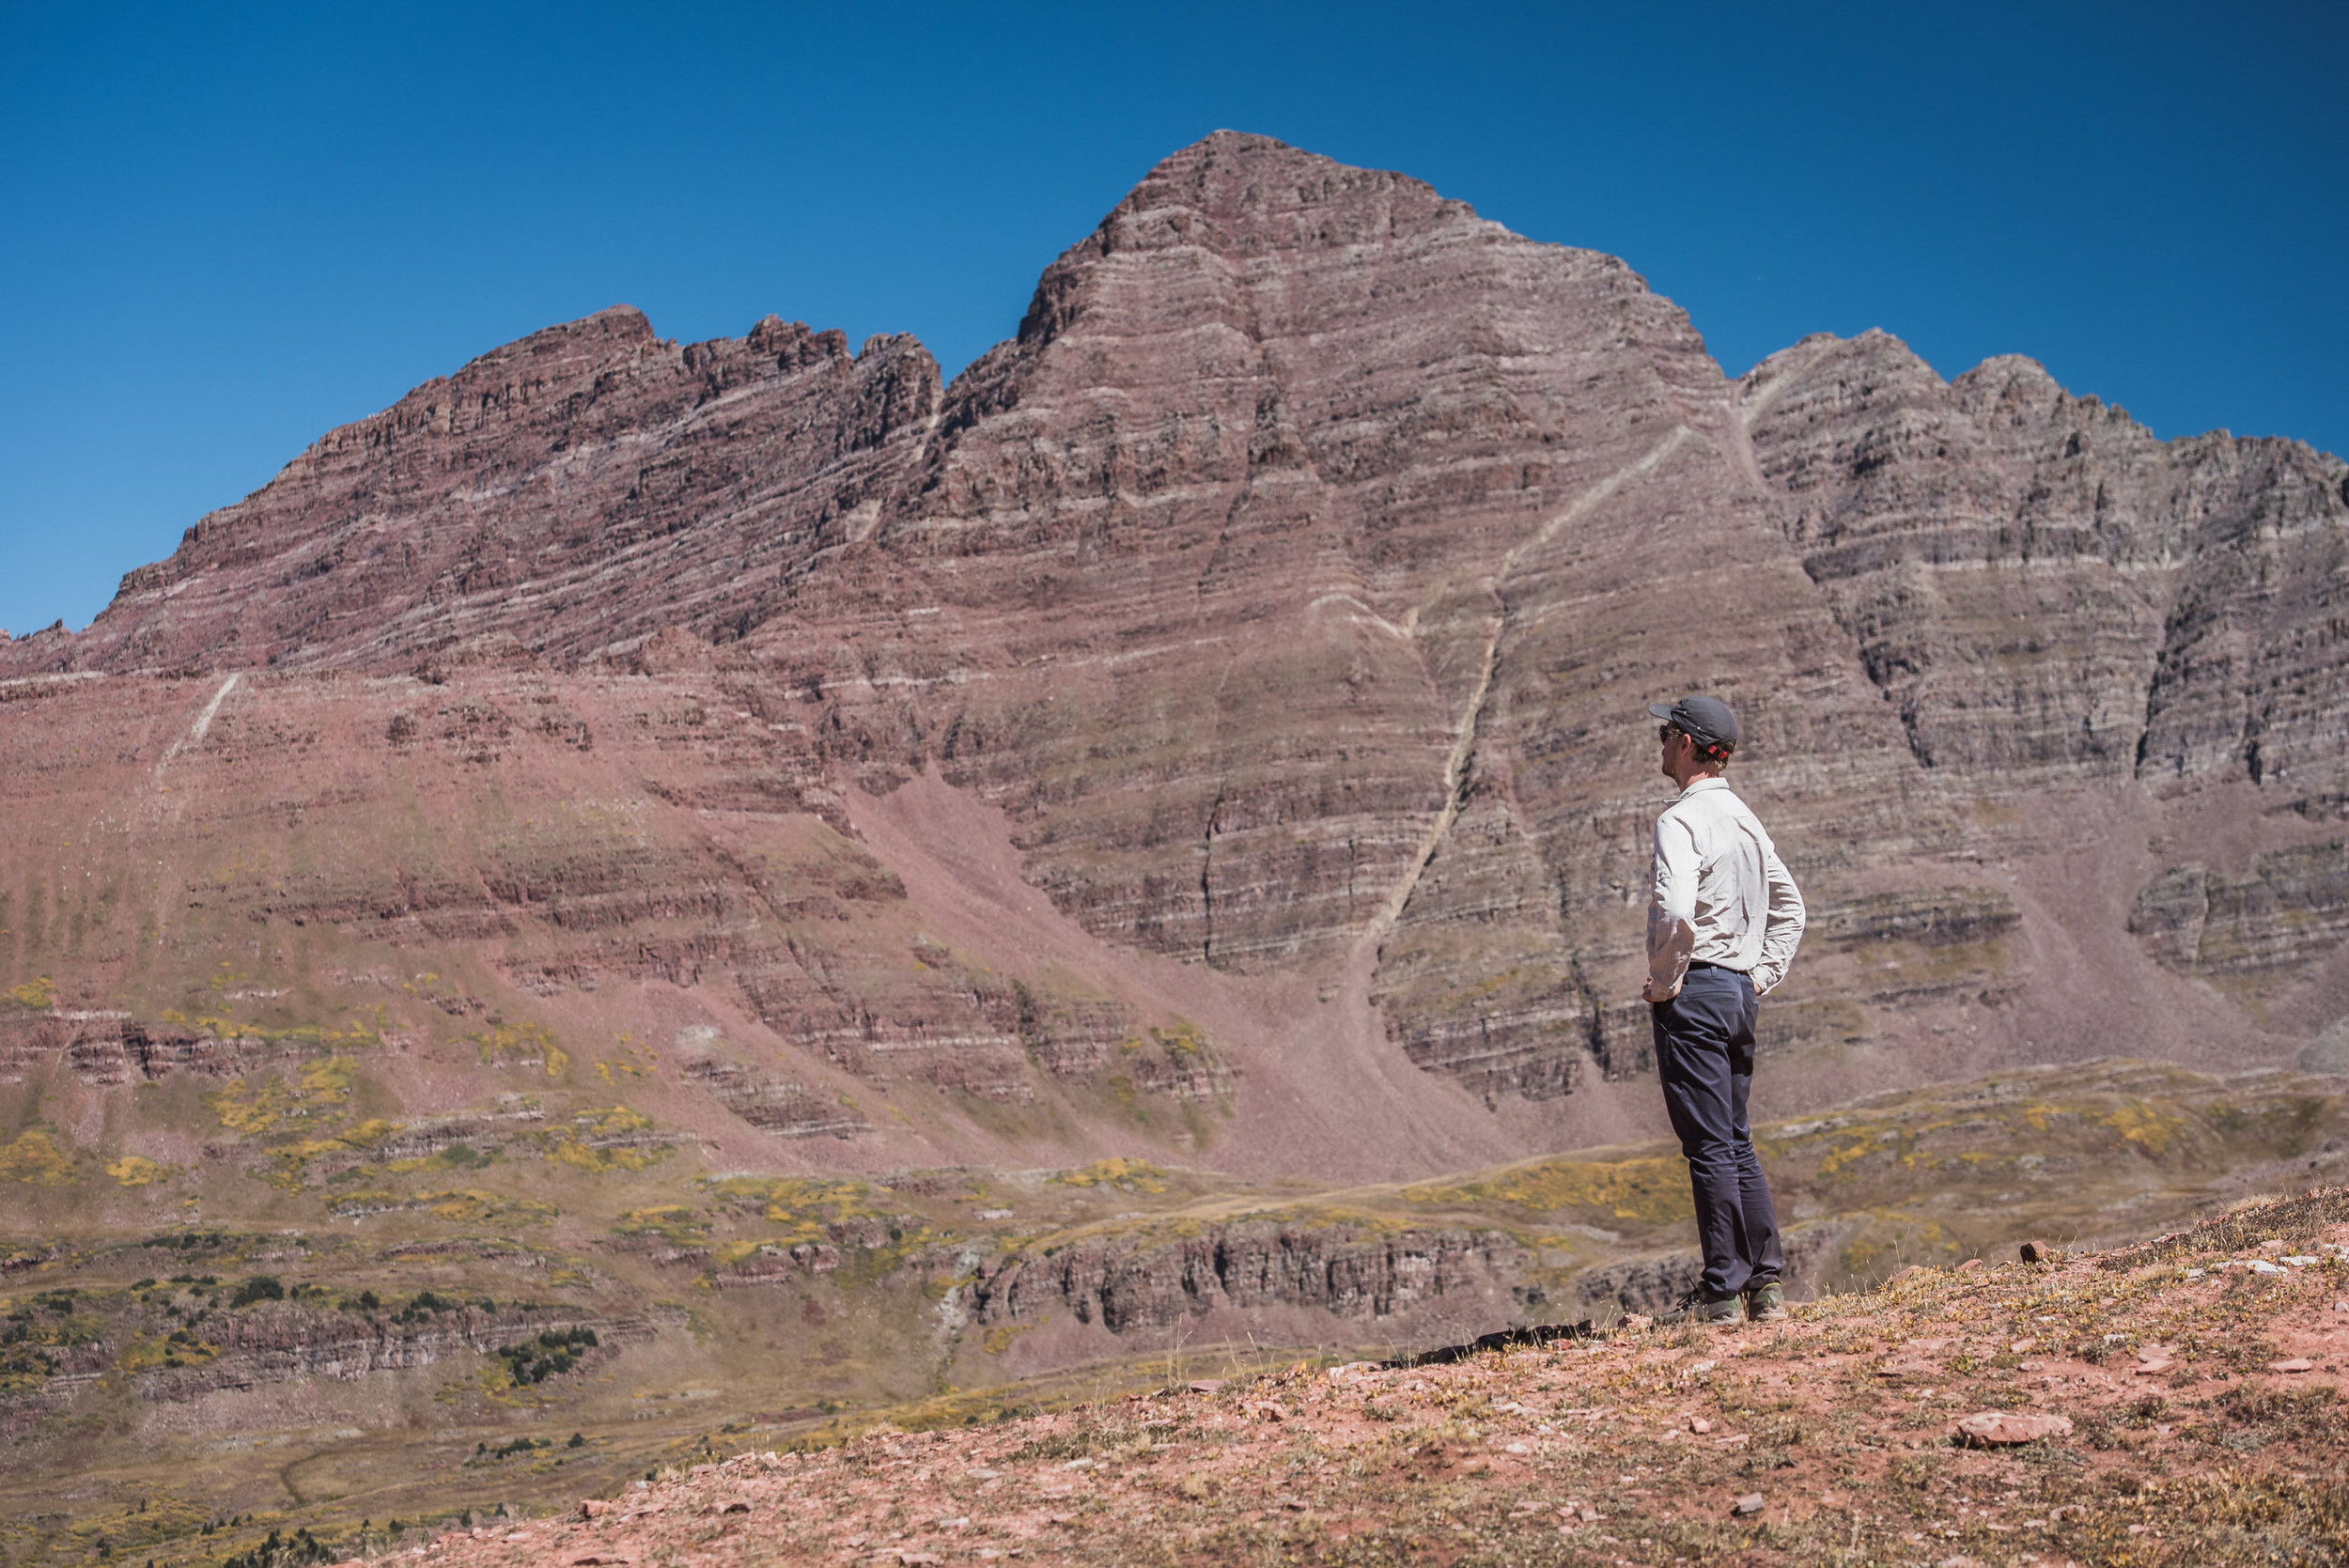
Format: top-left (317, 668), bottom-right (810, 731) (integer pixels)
top-left (1657, 723), bottom-right (1681, 744)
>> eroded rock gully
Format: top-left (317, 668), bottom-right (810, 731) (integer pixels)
top-left (1, 132), bottom-right (2345, 1174)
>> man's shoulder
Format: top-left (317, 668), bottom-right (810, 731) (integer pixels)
top-left (1662, 780), bottom-right (1770, 833)
top-left (1660, 778), bottom-right (1737, 816)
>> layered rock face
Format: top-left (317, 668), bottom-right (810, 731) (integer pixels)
top-left (4, 132), bottom-right (2347, 1163)
top-left (1743, 332), bottom-right (2349, 804)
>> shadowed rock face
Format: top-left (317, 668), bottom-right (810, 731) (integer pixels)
top-left (2, 132), bottom-right (2347, 1145)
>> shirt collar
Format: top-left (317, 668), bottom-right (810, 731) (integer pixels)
top-left (1673, 776), bottom-right (1731, 803)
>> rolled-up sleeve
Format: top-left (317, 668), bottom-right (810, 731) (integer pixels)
top-left (1750, 843), bottom-right (1807, 994)
top-left (1646, 815), bottom-right (1701, 998)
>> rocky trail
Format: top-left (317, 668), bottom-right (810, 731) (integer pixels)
top-left (371, 1188), bottom-right (2348, 1568)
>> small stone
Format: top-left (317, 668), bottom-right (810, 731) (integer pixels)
top-left (577, 1499), bottom-right (614, 1520)
top-left (2267, 1358), bottom-right (2315, 1374)
top-left (2010, 1339), bottom-right (2035, 1354)
top-left (2258, 1239), bottom-right (2287, 1252)
top-left (2019, 1241), bottom-right (2052, 1264)
top-left (722, 1500), bottom-right (751, 1514)
top-left (1956, 1258), bottom-right (1984, 1272)
top-left (1954, 1411), bottom-right (2074, 1446)
top-left (1733, 1493), bottom-right (1766, 1516)
top-left (1688, 1416), bottom-right (1713, 1434)
top-left (1186, 1379), bottom-right (1225, 1394)
top-left (1249, 1400), bottom-right (1291, 1421)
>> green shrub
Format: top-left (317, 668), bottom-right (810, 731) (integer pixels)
top-left (229, 1277), bottom-right (285, 1308)
top-left (495, 1326), bottom-right (599, 1385)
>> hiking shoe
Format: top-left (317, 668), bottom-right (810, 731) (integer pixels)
top-left (1745, 1280), bottom-right (1788, 1323)
top-left (1656, 1289), bottom-right (1743, 1326)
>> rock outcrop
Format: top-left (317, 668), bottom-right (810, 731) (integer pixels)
top-left (2129, 845), bottom-right (2349, 987)
top-left (969, 1220), bottom-right (1530, 1333)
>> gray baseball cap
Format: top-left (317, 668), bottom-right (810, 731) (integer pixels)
top-left (1649, 694), bottom-right (1738, 752)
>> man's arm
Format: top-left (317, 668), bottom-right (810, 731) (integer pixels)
top-left (1750, 842), bottom-right (1806, 994)
top-left (1643, 813), bottom-right (1700, 1001)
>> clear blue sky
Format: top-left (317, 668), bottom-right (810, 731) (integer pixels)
top-left (4, 1), bottom-right (2342, 635)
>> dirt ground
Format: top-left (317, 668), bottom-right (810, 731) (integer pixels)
top-left (373, 1188), bottom-right (2349, 1568)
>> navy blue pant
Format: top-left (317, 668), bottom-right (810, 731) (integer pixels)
top-left (1651, 967), bottom-right (1782, 1299)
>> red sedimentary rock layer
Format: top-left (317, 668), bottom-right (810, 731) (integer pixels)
top-left (4, 132), bottom-right (2346, 1167)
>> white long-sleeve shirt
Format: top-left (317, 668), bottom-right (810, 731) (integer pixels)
top-left (1646, 776), bottom-right (1806, 999)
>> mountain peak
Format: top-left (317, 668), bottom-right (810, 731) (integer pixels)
top-left (443, 303), bottom-right (659, 383)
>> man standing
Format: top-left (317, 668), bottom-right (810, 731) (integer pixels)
top-left (1641, 694), bottom-right (1806, 1326)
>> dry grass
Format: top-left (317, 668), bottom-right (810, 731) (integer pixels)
top-left (384, 1186), bottom-right (2349, 1568)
